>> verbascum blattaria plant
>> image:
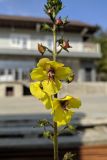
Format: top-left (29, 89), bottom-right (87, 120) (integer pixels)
top-left (30, 0), bottom-right (81, 159)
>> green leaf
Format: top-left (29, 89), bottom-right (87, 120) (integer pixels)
top-left (62, 16), bottom-right (69, 25)
top-left (63, 152), bottom-right (75, 160)
top-left (67, 125), bottom-right (76, 133)
top-left (66, 73), bottom-right (75, 83)
top-left (43, 131), bottom-right (52, 139)
top-left (37, 119), bottom-right (50, 127)
top-left (42, 24), bottom-right (51, 31)
top-left (57, 38), bottom-right (64, 45)
top-left (44, 0), bottom-right (63, 20)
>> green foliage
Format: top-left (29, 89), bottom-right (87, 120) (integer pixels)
top-left (62, 16), bottom-right (69, 25)
top-left (43, 131), bottom-right (52, 139)
top-left (44, 0), bottom-right (63, 21)
top-left (58, 124), bottom-right (76, 136)
top-left (63, 152), bottom-right (75, 160)
top-left (38, 119), bottom-right (50, 127)
top-left (38, 119), bottom-right (53, 140)
top-left (42, 23), bottom-right (52, 31)
top-left (97, 36), bottom-right (107, 75)
top-left (92, 31), bottom-right (107, 80)
top-left (101, 41), bottom-right (107, 58)
top-left (98, 59), bottom-right (107, 73)
top-left (67, 125), bottom-right (75, 133)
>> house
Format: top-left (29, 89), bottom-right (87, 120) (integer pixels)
top-left (0, 15), bottom-right (102, 96)
top-left (0, 15), bottom-right (107, 160)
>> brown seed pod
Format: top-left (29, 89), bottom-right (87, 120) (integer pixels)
top-left (38, 43), bottom-right (46, 55)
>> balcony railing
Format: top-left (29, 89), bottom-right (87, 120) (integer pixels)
top-left (0, 40), bottom-right (100, 54)
top-left (71, 42), bottom-right (100, 53)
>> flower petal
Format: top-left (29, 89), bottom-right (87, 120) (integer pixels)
top-left (52, 95), bottom-right (81, 126)
top-left (53, 106), bottom-right (74, 127)
top-left (52, 98), bottom-right (60, 110)
top-left (37, 58), bottom-right (50, 68)
top-left (55, 67), bottom-right (73, 80)
top-left (30, 67), bottom-right (47, 81)
top-left (41, 94), bottom-right (52, 109)
top-left (57, 96), bottom-right (81, 109)
top-left (30, 82), bottom-right (45, 99)
top-left (68, 96), bottom-right (81, 109)
top-left (47, 61), bottom-right (64, 70)
top-left (42, 79), bottom-right (62, 95)
top-left (30, 82), bottom-right (52, 109)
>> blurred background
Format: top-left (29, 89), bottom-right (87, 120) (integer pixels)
top-left (0, 0), bottom-right (107, 159)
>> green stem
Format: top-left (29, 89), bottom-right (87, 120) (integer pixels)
top-left (53, 121), bottom-right (58, 160)
top-left (53, 24), bottom-right (58, 160)
top-left (53, 24), bottom-right (57, 61)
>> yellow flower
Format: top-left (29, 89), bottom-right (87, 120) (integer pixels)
top-left (30, 81), bottom-right (52, 109)
top-left (30, 58), bottom-right (73, 95)
top-left (52, 96), bottom-right (81, 126)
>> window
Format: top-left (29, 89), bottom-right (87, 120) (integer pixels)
top-left (85, 68), bottom-right (92, 81)
top-left (6, 87), bottom-right (14, 96)
top-left (0, 69), bottom-right (4, 75)
top-left (22, 71), bottom-right (29, 80)
top-left (8, 69), bottom-right (12, 75)
top-left (15, 70), bottom-right (19, 80)
top-left (10, 34), bottom-right (31, 49)
top-left (23, 37), bottom-right (27, 49)
top-left (12, 37), bottom-right (20, 45)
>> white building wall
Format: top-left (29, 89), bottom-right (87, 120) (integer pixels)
top-left (0, 28), bottom-right (101, 83)
top-left (0, 31), bottom-right (10, 48)
top-left (0, 29), bottom-right (100, 54)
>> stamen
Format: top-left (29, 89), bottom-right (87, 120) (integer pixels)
top-left (40, 83), bottom-right (43, 90)
top-left (60, 100), bottom-right (69, 110)
top-left (48, 68), bottom-right (55, 80)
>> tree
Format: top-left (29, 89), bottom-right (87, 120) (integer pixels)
top-left (93, 30), bottom-right (107, 81)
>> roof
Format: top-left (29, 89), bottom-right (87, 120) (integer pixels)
top-left (0, 14), bottom-right (99, 35)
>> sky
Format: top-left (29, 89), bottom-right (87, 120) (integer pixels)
top-left (0, 0), bottom-right (107, 30)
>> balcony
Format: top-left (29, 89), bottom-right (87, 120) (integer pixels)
top-left (71, 42), bottom-right (100, 53)
top-left (0, 40), bottom-right (101, 58)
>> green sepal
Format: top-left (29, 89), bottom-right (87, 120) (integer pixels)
top-left (37, 119), bottom-right (50, 127)
top-left (43, 131), bottom-right (53, 140)
top-left (42, 23), bottom-right (52, 31)
top-left (67, 125), bottom-right (76, 133)
top-left (63, 152), bottom-right (75, 160)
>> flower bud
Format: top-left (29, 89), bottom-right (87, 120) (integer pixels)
top-left (62, 40), bottom-right (71, 49)
top-left (38, 43), bottom-right (46, 55)
top-left (47, 8), bottom-right (53, 14)
top-left (62, 16), bottom-right (69, 25)
top-left (55, 17), bottom-right (63, 25)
